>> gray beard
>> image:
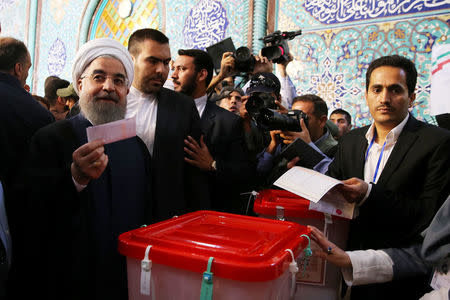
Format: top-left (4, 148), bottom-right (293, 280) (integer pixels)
top-left (79, 97), bottom-right (126, 125)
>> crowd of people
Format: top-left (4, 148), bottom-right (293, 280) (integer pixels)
top-left (0, 28), bottom-right (449, 300)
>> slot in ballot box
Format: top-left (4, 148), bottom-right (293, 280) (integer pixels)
top-left (119, 210), bottom-right (311, 300)
top-left (253, 189), bottom-right (350, 300)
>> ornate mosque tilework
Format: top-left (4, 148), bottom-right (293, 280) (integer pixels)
top-left (33, 0), bottom-right (89, 96)
top-left (183, 0), bottom-right (228, 50)
top-left (302, 0), bottom-right (450, 25)
top-left (281, 15), bottom-right (449, 128)
top-left (47, 38), bottom-right (67, 76)
top-left (166, 0), bottom-right (249, 59)
top-left (92, 0), bottom-right (159, 47)
top-left (0, 0), bottom-right (27, 41)
top-left (49, 0), bottom-right (71, 25)
top-left (0, 0), bottom-right (17, 10)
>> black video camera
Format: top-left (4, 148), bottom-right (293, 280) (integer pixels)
top-left (232, 46), bottom-right (255, 73)
top-left (260, 30), bottom-right (302, 64)
top-left (245, 93), bottom-right (308, 132)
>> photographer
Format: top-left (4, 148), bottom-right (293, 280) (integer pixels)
top-left (207, 51), bottom-right (273, 94)
top-left (256, 94), bottom-right (337, 187)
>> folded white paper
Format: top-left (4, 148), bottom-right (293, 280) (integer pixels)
top-left (86, 117), bottom-right (136, 144)
top-left (274, 166), bottom-right (355, 219)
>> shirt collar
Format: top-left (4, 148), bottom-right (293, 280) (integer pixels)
top-left (130, 85), bottom-right (156, 102)
top-left (194, 94), bottom-right (208, 117)
top-left (365, 113), bottom-right (410, 145)
top-left (315, 128), bottom-right (330, 145)
top-left (195, 94), bottom-right (208, 105)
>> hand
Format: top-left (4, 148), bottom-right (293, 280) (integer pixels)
top-left (267, 130), bottom-right (282, 154)
top-left (71, 139), bottom-right (108, 186)
top-left (218, 52), bottom-right (236, 79)
top-left (184, 135), bottom-right (214, 171)
top-left (308, 225), bottom-right (352, 268)
top-left (338, 177), bottom-right (368, 204)
top-left (286, 157), bottom-right (300, 169)
top-left (276, 53), bottom-right (293, 77)
top-left (280, 119), bottom-right (311, 144)
top-left (252, 55), bottom-right (273, 74)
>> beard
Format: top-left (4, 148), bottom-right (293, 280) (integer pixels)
top-left (173, 74), bottom-right (197, 97)
top-left (79, 91), bottom-right (126, 125)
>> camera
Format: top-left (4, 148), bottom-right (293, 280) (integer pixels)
top-left (245, 93), bottom-right (308, 132)
top-left (260, 30), bottom-right (302, 64)
top-left (232, 46), bottom-right (255, 73)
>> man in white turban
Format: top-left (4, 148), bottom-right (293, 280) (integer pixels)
top-left (24, 38), bottom-right (152, 300)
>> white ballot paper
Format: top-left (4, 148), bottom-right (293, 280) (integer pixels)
top-left (86, 117), bottom-right (136, 144)
top-left (274, 166), bottom-right (355, 219)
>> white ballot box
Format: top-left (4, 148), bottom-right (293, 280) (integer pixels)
top-left (254, 189), bottom-right (350, 300)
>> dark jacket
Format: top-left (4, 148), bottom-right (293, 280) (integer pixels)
top-left (26, 114), bottom-right (152, 300)
top-left (201, 99), bottom-right (254, 214)
top-left (327, 115), bottom-right (450, 299)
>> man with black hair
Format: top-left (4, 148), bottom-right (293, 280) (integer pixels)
top-left (216, 85), bottom-right (244, 115)
top-left (44, 76), bottom-right (70, 120)
top-left (127, 29), bottom-right (210, 220)
top-left (172, 49), bottom-right (253, 214)
top-left (0, 36), bottom-right (54, 298)
top-left (326, 55), bottom-right (450, 299)
top-left (256, 92), bottom-right (337, 187)
top-left (330, 108), bottom-right (353, 139)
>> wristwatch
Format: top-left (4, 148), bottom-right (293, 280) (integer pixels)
top-left (211, 160), bottom-right (217, 171)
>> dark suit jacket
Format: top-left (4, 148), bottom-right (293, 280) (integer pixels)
top-left (25, 115), bottom-right (152, 300)
top-left (201, 99), bottom-right (253, 213)
top-left (327, 115), bottom-right (450, 299)
top-left (0, 73), bottom-right (54, 297)
top-left (151, 88), bottom-right (211, 220)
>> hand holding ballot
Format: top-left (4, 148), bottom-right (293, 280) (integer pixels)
top-left (274, 166), bottom-right (356, 219)
top-left (72, 117), bottom-right (137, 186)
top-left (337, 177), bottom-right (369, 204)
top-left (71, 139), bottom-right (108, 185)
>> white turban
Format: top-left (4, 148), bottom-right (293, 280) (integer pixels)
top-left (71, 38), bottom-right (134, 94)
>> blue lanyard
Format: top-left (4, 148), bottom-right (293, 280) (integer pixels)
top-left (365, 133), bottom-right (387, 183)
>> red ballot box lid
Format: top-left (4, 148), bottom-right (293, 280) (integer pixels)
top-left (119, 210), bottom-right (309, 282)
top-left (254, 189), bottom-right (339, 219)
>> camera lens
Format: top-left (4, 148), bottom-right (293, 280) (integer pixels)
top-left (235, 47), bottom-right (252, 62)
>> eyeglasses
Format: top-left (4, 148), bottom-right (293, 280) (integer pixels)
top-left (80, 73), bottom-right (128, 87)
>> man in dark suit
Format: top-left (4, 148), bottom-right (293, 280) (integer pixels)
top-left (171, 49), bottom-right (253, 213)
top-left (127, 29), bottom-right (210, 220)
top-left (326, 55), bottom-right (450, 299)
top-left (0, 37), bottom-right (54, 298)
top-left (26, 38), bottom-right (151, 299)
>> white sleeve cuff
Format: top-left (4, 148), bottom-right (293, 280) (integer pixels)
top-left (342, 250), bottom-right (394, 286)
top-left (72, 176), bottom-right (87, 192)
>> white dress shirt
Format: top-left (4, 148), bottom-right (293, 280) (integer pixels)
top-left (342, 249), bottom-right (394, 286)
top-left (359, 114), bottom-right (410, 204)
top-left (363, 114), bottom-right (409, 183)
top-left (194, 94), bottom-right (208, 118)
top-left (343, 114), bottom-right (410, 285)
top-left (126, 86), bottom-right (158, 155)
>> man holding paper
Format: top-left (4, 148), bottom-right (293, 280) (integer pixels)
top-left (326, 55), bottom-right (450, 299)
top-left (25, 38), bottom-right (151, 299)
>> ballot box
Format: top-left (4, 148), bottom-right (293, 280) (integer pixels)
top-left (119, 210), bottom-right (311, 300)
top-left (253, 189), bottom-right (350, 300)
